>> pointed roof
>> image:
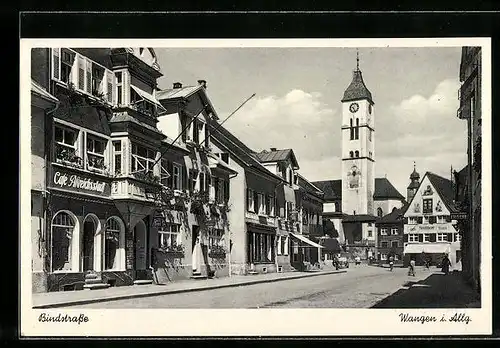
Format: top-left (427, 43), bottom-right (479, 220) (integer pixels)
top-left (377, 204), bottom-right (408, 224)
top-left (374, 178), bottom-right (405, 200)
top-left (341, 69), bottom-right (373, 104)
top-left (255, 148), bottom-right (299, 169)
top-left (426, 172), bottom-right (459, 213)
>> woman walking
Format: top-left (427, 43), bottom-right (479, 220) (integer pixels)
top-left (408, 258), bottom-right (416, 277)
top-left (441, 254), bottom-right (452, 275)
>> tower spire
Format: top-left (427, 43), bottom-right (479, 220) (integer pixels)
top-left (356, 49), bottom-right (360, 71)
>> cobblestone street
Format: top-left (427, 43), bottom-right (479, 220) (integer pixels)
top-left (72, 265), bottom-right (436, 309)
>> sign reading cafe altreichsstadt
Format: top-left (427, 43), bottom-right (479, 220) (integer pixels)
top-left (49, 165), bottom-right (111, 196)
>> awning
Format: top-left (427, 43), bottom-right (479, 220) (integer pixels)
top-left (130, 85), bottom-right (166, 113)
top-left (290, 233), bottom-right (324, 248)
top-left (404, 243), bottom-right (451, 255)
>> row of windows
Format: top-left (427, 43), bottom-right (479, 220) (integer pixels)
top-left (380, 228), bottom-right (399, 236)
top-left (348, 150), bottom-right (373, 159)
top-left (158, 224), bottom-right (224, 253)
top-left (302, 209), bottom-right (321, 226)
top-left (408, 215), bottom-right (452, 224)
top-left (53, 122), bottom-right (229, 201)
top-left (407, 233), bottom-right (461, 243)
top-left (380, 240), bottom-right (400, 248)
top-left (246, 189), bottom-right (276, 216)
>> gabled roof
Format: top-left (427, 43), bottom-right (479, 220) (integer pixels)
top-left (376, 204), bottom-right (408, 224)
top-left (255, 148), bottom-right (300, 169)
top-left (311, 180), bottom-right (342, 201)
top-left (296, 173), bottom-right (324, 200)
top-left (156, 85), bottom-right (219, 120)
top-left (374, 178), bottom-right (405, 201)
top-left (209, 121), bottom-right (285, 183)
top-left (426, 172), bottom-right (459, 213)
top-left (341, 70), bottom-right (373, 104)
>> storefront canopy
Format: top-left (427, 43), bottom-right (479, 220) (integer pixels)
top-left (290, 233), bottom-right (324, 248)
top-left (404, 243), bottom-right (451, 255)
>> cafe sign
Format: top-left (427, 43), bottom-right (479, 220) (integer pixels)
top-left (51, 166), bottom-right (110, 196)
top-left (405, 224), bottom-right (452, 233)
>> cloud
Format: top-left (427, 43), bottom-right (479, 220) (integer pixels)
top-left (223, 89), bottom-right (339, 164)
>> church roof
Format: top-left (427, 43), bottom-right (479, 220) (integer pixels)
top-left (374, 178), bottom-right (405, 200)
top-left (312, 177), bottom-right (405, 202)
top-left (341, 70), bottom-right (373, 104)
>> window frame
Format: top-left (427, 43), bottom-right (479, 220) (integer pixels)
top-left (423, 198), bottom-right (433, 214)
top-left (158, 224), bottom-right (181, 249)
top-left (409, 234), bottom-right (419, 242)
top-left (380, 228), bottom-right (388, 236)
top-left (423, 233), bottom-right (431, 243)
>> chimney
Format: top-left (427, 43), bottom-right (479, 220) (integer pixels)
top-left (197, 79), bottom-right (207, 89)
top-left (270, 147), bottom-right (277, 151)
top-left (173, 82), bottom-right (182, 89)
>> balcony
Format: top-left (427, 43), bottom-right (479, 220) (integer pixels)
top-left (111, 176), bottom-right (161, 203)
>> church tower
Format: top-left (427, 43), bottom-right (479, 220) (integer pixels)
top-left (341, 52), bottom-right (375, 216)
top-left (407, 162), bottom-right (420, 202)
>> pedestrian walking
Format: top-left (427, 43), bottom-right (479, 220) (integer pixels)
top-left (389, 255), bottom-right (394, 272)
top-left (422, 252), bottom-right (430, 270)
top-left (355, 256), bottom-right (361, 266)
top-left (441, 254), bottom-right (452, 275)
top-left (408, 258), bottom-right (416, 276)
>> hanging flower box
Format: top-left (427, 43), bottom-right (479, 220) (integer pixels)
top-left (208, 245), bottom-right (226, 258)
top-left (159, 244), bottom-right (185, 258)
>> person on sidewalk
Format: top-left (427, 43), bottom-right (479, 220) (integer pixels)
top-left (389, 255), bottom-right (394, 272)
top-left (441, 254), bottom-right (452, 275)
top-left (408, 258), bottom-right (416, 277)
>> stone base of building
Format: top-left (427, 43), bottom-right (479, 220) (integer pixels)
top-left (154, 263), bottom-right (229, 283)
top-left (45, 271), bottom-right (135, 292)
top-left (32, 272), bottom-right (48, 293)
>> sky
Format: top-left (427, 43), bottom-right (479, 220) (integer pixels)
top-left (155, 46), bottom-right (467, 198)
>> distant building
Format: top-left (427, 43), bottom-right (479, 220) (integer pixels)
top-left (402, 172), bottom-right (461, 267)
top-left (312, 54), bottom-right (405, 261)
top-left (375, 205), bottom-right (406, 264)
top-left (456, 46), bottom-right (482, 292)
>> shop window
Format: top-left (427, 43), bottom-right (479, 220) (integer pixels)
top-left (54, 124), bottom-right (82, 167)
top-left (51, 211), bottom-right (76, 272)
top-left (86, 135), bottom-right (107, 172)
top-left (105, 217), bottom-right (123, 270)
top-left (391, 228), bottom-right (398, 235)
top-left (409, 234), bottom-right (419, 242)
top-left (423, 198), bottom-right (433, 214)
top-left (249, 232), bottom-right (275, 263)
top-left (277, 236), bottom-right (282, 255)
top-left (158, 224), bottom-right (181, 249)
top-left (131, 143), bottom-right (156, 175)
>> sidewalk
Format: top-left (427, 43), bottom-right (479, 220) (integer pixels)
top-left (371, 270), bottom-right (481, 308)
top-left (32, 269), bottom-right (346, 309)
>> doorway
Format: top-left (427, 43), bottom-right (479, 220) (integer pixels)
top-left (134, 220), bottom-right (147, 270)
top-left (82, 220), bottom-right (96, 271)
top-left (192, 225), bottom-right (202, 272)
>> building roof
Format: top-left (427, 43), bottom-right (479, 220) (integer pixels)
top-left (374, 178), bottom-right (405, 200)
top-left (376, 204), bottom-right (408, 224)
top-left (31, 80), bottom-right (59, 104)
top-left (319, 237), bottom-right (342, 252)
top-left (156, 85), bottom-right (202, 100)
top-left (341, 70), bottom-right (373, 104)
top-left (312, 177), bottom-right (404, 202)
top-left (311, 180), bottom-right (342, 201)
top-left (296, 173), bottom-right (324, 198)
top-left (426, 172), bottom-right (458, 213)
top-left (255, 148), bottom-right (299, 169)
top-left (109, 112), bottom-right (165, 137)
top-left (342, 214), bottom-right (378, 222)
top-left (209, 121), bottom-right (285, 183)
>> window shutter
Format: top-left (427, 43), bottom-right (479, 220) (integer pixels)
top-left (106, 70), bottom-right (115, 104)
top-left (429, 233), bottom-right (436, 243)
top-left (85, 58), bottom-right (92, 94)
top-left (417, 216), bottom-right (423, 224)
top-left (403, 234), bottom-right (408, 242)
top-left (418, 234), bottom-right (423, 243)
top-left (224, 180), bottom-right (230, 202)
top-left (181, 165), bottom-right (188, 191)
top-left (77, 55), bottom-right (85, 91)
top-left (51, 48), bottom-right (60, 80)
top-left (167, 161), bottom-right (173, 188)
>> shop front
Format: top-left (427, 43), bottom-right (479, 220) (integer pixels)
top-left (289, 233), bottom-right (323, 271)
top-left (246, 222), bottom-right (278, 274)
top-left (45, 165), bottom-right (133, 291)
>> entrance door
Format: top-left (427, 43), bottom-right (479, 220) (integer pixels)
top-left (82, 220), bottom-right (95, 271)
top-left (134, 220), bottom-right (147, 270)
top-left (192, 225), bottom-right (202, 272)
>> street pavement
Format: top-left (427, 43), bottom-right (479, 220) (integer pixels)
top-left (71, 265), bottom-right (435, 309)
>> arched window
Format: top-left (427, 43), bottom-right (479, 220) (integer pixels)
top-left (350, 119), bottom-right (354, 140)
top-left (349, 151), bottom-right (354, 158)
top-left (355, 150), bottom-right (359, 157)
top-left (51, 211), bottom-right (76, 272)
top-left (105, 217), bottom-right (123, 270)
top-left (377, 207), bottom-right (383, 217)
top-left (355, 118), bottom-right (360, 139)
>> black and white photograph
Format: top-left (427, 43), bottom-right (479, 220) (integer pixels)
top-left (21, 38), bottom-right (491, 336)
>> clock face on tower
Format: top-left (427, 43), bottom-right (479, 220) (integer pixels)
top-left (349, 102), bottom-right (359, 113)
